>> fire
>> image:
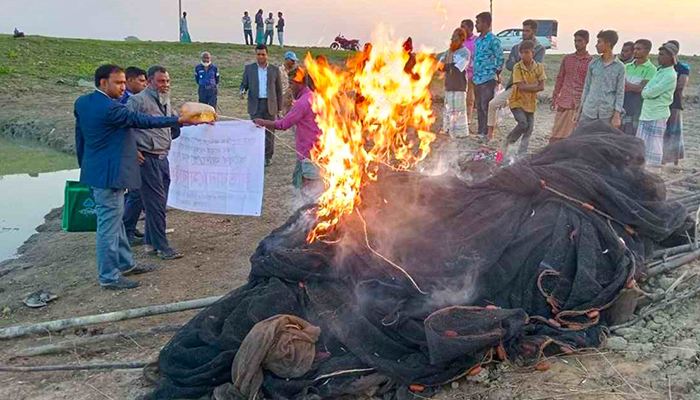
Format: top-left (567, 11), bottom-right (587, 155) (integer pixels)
top-left (304, 30), bottom-right (438, 243)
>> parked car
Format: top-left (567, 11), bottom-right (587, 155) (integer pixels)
top-left (495, 19), bottom-right (558, 52)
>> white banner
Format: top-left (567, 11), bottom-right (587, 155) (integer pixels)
top-left (167, 120), bottom-right (265, 216)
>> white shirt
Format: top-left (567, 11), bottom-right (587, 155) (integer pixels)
top-left (95, 88), bottom-right (111, 99)
top-left (257, 64), bottom-right (268, 99)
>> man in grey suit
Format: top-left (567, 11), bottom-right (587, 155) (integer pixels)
top-left (240, 44), bottom-right (283, 166)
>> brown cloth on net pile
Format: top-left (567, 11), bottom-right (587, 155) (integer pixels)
top-left (213, 315), bottom-right (321, 400)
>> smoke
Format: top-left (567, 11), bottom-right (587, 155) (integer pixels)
top-left (417, 136), bottom-right (500, 185)
top-left (427, 253), bottom-right (481, 309)
top-left (322, 159), bottom-right (485, 310)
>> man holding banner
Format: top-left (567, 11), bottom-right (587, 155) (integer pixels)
top-left (74, 65), bottom-right (205, 290)
top-left (254, 67), bottom-right (323, 201)
top-left (126, 66), bottom-right (185, 261)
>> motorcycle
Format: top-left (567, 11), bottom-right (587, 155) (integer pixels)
top-left (330, 34), bottom-right (361, 51)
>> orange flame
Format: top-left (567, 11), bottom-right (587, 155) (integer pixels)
top-left (304, 30), bottom-right (438, 243)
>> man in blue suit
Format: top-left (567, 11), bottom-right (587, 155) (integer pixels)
top-left (74, 64), bottom-right (204, 290)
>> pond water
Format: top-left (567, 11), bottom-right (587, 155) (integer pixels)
top-left (0, 137), bottom-right (80, 261)
top-left (0, 169), bottom-right (80, 261)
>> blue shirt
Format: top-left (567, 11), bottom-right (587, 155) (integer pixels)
top-left (473, 32), bottom-right (504, 85)
top-left (74, 90), bottom-right (179, 189)
top-left (258, 65), bottom-right (268, 98)
top-left (118, 89), bottom-right (134, 105)
top-left (195, 63), bottom-right (220, 88)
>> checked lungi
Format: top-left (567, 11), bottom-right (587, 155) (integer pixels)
top-left (663, 109), bottom-right (685, 165)
top-left (636, 119), bottom-right (667, 166)
top-left (443, 91), bottom-right (469, 138)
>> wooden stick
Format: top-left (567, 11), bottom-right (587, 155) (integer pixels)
top-left (16, 324), bottom-right (182, 357)
top-left (647, 249), bottom-right (700, 277)
top-left (646, 252), bottom-right (690, 268)
top-left (665, 271), bottom-right (691, 294)
top-left (0, 361), bottom-right (150, 372)
top-left (651, 244), bottom-right (696, 260)
top-left (0, 296), bottom-right (222, 340)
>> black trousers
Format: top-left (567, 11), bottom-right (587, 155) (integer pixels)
top-left (507, 108), bottom-right (535, 155)
top-left (251, 99), bottom-right (275, 161)
top-left (244, 29), bottom-right (253, 45)
top-left (475, 79), bottom-right (497, 136)
top-left (198, 86), bottom-right (218, 108)
top-left (138, 156), bottom-right (171, 251)
top-left (122, 189), bottom-right (143, 237)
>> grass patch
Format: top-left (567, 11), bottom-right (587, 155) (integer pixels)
top-left (0, 136), bottom-right (77, 176)
top-left (0, 35), bottom-right (353, 92)
top-left (2, 34), bottom-right (697, 99)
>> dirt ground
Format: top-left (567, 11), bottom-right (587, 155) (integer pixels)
top-left (1, 83), bottom-right (700, 399)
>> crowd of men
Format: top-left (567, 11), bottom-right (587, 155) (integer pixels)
top-left (179, 10), bottom-right (288, 46)
top-left (74, 43), bottom-right (316, 290)
top-left (242, 10), bottom-right (286, 47)
top-left (440, 12), bottom-right (691, 164)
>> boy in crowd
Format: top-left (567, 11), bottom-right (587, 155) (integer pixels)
top-left (487, 19), bottom-right (545, 139)
top-left (549, 30), bottom-right (592, 142)
top-left (575, 30), bottom-right (625, 128)
top-left (502, 40), bottom-right (545, 157)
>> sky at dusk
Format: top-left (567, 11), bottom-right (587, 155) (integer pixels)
top-left (3, 0), bottom-right (700, 55)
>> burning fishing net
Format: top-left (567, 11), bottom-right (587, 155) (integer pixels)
top-left (148, 121), bottom-right (690, 400)
top-left (304, 29), bottom-right (438, 242)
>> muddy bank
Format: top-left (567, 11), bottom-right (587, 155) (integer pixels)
top-left (0, 120), bottom-right (76, 155)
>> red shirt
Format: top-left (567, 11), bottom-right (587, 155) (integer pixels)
top-left (552, 52), bottom-right (593, 110)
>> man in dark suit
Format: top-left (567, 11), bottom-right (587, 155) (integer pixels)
top-left (74, 64), bottom-right (202, 290)
top-left (240, 44), bottom-right (283, 166)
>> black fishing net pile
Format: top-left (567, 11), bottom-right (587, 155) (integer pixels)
top-left (148, 121), bottom-right (690, 400)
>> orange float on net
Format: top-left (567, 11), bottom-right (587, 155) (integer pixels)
top-left (409, 384), bottom-right (425, 393)
top-left (535, 363), bottom-right (551, 371)
top-left (443, 330), bottom-right (459, 338)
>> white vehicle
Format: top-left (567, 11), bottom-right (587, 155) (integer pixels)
top-left (496, 19), bottom-right (558, 52)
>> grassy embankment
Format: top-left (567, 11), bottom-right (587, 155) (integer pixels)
top-left (0, 34), bottom-right (698, 162)
top-left (0, 35), bottom-right (350, 92)
top-left (0, 34), bottom-right (352, 167)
